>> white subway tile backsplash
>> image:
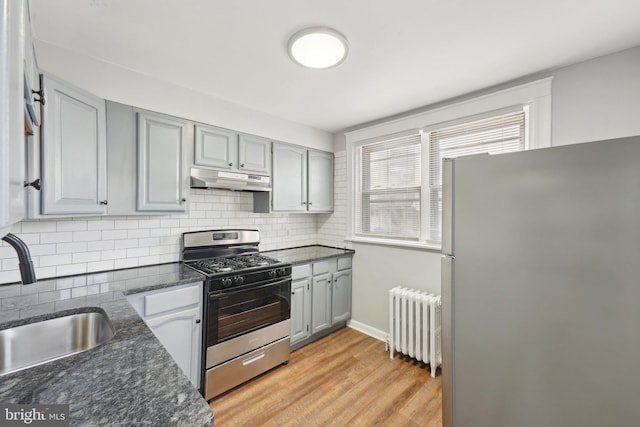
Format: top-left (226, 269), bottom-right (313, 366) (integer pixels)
top-left (56, 263), bottom-right (88, 277)
top-left (72, 252), bottom-right (101, 263)
top-left (1, 184), bottom-right (331, 285)
top-left (114, 220), bottom-right (139, 229)
top-left (101, 249), bottom-right (127, 260)
top-left (87, 220), bottom-right (115, 231)
top-left (21, 221), bottom-right (57, 233)
top-left (126, 248), bottom-right (149, 258)
top-left (102, 230), bottom-right (128, 240)
top-left (40, 254), bottom-right (73, 267)
top-left (40, 232), bottom-right (73, 244)
top-left (114, 239), bottom-right (138, 249)
top-left (86, 260), bottom-right (115, 272)
top-left (73, 231), bottom-right (103, 242)
top-left (86, 240), bottom-right (114, 251)
top-left (127, 229), bottom-right (150, 239)
top-left (56, 221), bottom-right (88, 232)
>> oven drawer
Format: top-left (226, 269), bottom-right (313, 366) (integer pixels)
top-left (205, 336), bottom-right (290, 400)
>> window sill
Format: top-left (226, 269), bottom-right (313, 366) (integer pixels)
top-left (347, 236), bottom-right (442, 253)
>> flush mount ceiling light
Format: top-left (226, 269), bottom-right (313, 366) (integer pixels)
top-left (287, 27), bottom-right (349, 69)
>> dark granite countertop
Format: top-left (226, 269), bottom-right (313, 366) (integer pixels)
top-left (0, 263), bottom-right (213, 427)
top-left (263, 245), bottom-right (355, 265)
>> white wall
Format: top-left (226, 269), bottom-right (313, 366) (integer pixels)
top-left (326, 46), bottom-right (640, 338)
top-left (551, 47), bottom-right (640, 145)
top-left (34, 40), bottom-right (333, 152)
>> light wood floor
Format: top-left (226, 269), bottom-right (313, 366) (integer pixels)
top-left (209, 327), bottom-right (443, 427)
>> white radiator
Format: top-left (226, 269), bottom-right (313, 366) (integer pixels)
top-left (388, 286), bottom-right (442, 377)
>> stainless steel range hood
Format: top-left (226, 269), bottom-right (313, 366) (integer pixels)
top-left (190, 167), bottom-right (271, 192)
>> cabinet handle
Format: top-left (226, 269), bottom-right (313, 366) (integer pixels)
top-left (308, 202), bottom-right (313, 206)
top-left (32, 88), bottom-right (45, 105)
top-left (240, 163), bottom-right (245, 168)
top-left (99, 200), bottom-right (108, 205)
top-left (195, 319), bottom-right (201, 324)
top-left (24, 179), bottom-right (41, 191)
top-left (180, 198), bottom-right (187, 203)
top-left (228, 162), bottom-right (233, 167)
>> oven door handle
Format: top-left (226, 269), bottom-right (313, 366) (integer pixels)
top-left (208, 277), bottom-right (291, 300)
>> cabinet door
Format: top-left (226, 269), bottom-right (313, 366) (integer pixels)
top-left (238, 134), bottom-right (271, 174)
top-left (194, 124), bottom-right (237, 170)
top-left (311, 273), bottom-right (332, 334)
top-left (0, 0), bottom-right (26, 232)
top-left (145, 306), bottom-right (202, 388)
top-left (272, 143), bottom-right (307, 211)
top-left (308, 150), bottom-right (334, 212)
top-left (41, 74), bottom-right (107, 215)
top-left (331, 270), bottom-right (352, 324)
top-left (290, 278), bottom-right (310, 345)
top-left (137, 111), bottom-right (189, 212)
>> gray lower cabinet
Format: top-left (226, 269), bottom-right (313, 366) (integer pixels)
top-left (331, 270), bottom-right (352, 324)
top-left (41, 74), bottom-right (107, 215)
top-left (194, 123), bottom-right (271, 175)
top-left (290, 256), bottom-right (352, 349)
top-left (126, 282), bottom-right (203, 388)
top-left (290, 277), bottom-right (311, 344)
top-left (106, 101), bottom-right (190, 214)
top-left (271, 142), bottom-right (334, 213)
top-left (311, 272), bottom-right (332, 334)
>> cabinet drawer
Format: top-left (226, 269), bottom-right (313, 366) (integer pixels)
top-left (205, 336), bottom-right (290, 399)
top-left (337, 256), bottom-right (352, 271)
top-left (144, 285), bottom-right (200, 316)
top-left (312, 260), bottom-right (332, 275)
top-left (292, 264), bottom-right (311, 280)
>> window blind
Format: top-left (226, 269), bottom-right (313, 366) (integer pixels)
top-left (355, 133), bottom-right (422, 240)
top-left (428, 111), bottom-right (525, 241)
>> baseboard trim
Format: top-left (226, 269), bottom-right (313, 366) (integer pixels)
top-left (347, 320), bottom-right (387, 342)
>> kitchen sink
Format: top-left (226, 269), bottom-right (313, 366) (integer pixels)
top-left (0, 308), bottom-right (116, 376)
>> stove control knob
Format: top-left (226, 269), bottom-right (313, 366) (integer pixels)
top-left (268, 270), bottom-right (277, 279)
top-left (222, 278), bottom-right (232, 288)
top-left (277, 267), bottom-right (287, 277)
top-left (234, 276), bottom-right (244, 286)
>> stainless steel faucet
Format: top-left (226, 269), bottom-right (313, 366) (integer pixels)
top-left (1, 233), bottom-right (36, 284)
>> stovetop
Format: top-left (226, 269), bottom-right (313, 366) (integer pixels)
top-left (186, 253), bottom-right (285, 276)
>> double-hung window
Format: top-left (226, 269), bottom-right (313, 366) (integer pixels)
top-left (354, 132), bottom-right (424, 241)
top-left (352, 109), bottom-right (526, 247)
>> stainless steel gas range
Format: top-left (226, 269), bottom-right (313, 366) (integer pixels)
top-left (182, 229), bottom-right (291, 400)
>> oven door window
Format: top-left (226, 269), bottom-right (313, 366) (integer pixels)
top-left (208, 279), bottom-right (291, 346)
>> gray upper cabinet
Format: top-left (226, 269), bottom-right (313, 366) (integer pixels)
top-left (272, 143), bottom-right (307, 211)
top-left (0, 0), bottom-right (26, 232)
top-left (272, 143), bottom-right (334, 213)
top-left (194, 125), bottom-right (237, 170)
top-left (137, 110), bottom-right (190, 212)
top-left (238, 134), bottom-right (271, 174)
top-left (106, 102), bottom-right (190, 215)
top-left (41, 74), bottom-right (107, 215)
top-left (195, 124), bottom-right (271, 175)
top-left (307, 150), bottom-right (334, 212)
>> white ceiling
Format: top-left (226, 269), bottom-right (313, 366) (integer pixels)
top-left (30, 0), bottom-right (640, 133)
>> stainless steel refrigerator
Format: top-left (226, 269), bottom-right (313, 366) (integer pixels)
top-left (441, 136), bottom-right (640, 427)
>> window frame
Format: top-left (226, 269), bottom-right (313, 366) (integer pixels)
top-left (346, 77), bottom-right (553, 250)
top-left (353, 130), bottom-right (428, 242)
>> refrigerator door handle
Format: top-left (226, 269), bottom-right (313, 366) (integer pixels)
top-left (441, 254), bottom-right (454, 427)
top-left (442, 159), bottom-right (454, 255)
